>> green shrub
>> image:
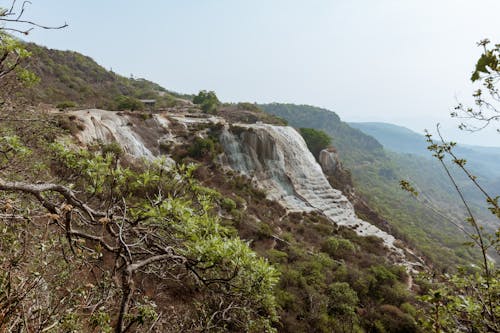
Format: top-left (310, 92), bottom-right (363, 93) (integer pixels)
top-left (321, 236), bottom-right (355, 258)
top-left (221, 197), bottom-right (237, 211)
top-left (327, 282), bottom-right (359, 317)
top-left (187, 137), bottom-right (215, 158)
top-left (237, 102), bottom-right (261, 112)
top-left (266, 249), bottom-right (288, 264)
top-left (56, 101), bottom-right (77, 110)
top-left (299, 128), bottom-right (331, 159)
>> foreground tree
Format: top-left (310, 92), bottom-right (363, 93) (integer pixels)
top-left (452, 39), bottom-right (500, 132)
top-left (403, 40), bottom-right (500, 332)
top-left (417, 130), bottom-right (499, 332)
top-left (1, 1), bottom-right (66, 105)
top-left (0, 138), bottom-right (279, 332)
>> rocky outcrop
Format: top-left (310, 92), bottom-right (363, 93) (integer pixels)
top-left (319, 148), bottom-right (339, 175)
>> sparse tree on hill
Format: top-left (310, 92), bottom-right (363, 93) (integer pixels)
top-left (193, 90), bottom-right (220, 114)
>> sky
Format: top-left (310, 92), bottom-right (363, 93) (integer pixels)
top-left (12, 0), bottom-right (500, 146)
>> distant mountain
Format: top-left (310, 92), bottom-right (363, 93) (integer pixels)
top-left (348, 122), bottom-right (428, 156)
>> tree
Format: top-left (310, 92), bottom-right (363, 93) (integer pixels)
top-left (114, 95), bottom-right (144, 111)
top-left (413, 129), bottom-right (499, 333)
top-left (0, 138), bottom-right (279, 332)
top-left (0, 4), bottom-right (279, 331)
top-left (402, 40), bottom-right (500, 332)
top-left (193, 90), bottom-right (220, 114)
top-left (0, 1), bottom-right (66, 105)
top-left (299, 127), bottom-right (332, 160)
top-left (452, 39), bottom-right (500, 132)
top-left (0, 1), bottom-right (67, 36)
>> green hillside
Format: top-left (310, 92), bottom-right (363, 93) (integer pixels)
top-left (23, 43), bottom-right (189, 109)
top-left (260, 103), bottom-right (384, 165)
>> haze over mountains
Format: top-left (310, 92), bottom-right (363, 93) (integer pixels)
top-left (349, 122), bottom-right (500, 181)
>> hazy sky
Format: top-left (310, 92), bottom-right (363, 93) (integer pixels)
top-left (16, 0), bottom-right (500, 146)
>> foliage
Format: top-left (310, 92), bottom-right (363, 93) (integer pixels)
top-left (403, 42), bottom-right (500, 331)
top-left (237, 102), bottom-right (261, 111)
top-left (18, 43), bottom-right (186, 109)
top-left (193, 90), bottom-right (220, 114)
top-left (452, 39), bottom-right (500, 132)
top-left (408, 130), bottom-right (500, 332)
top-left (187, 137), bottom-right (216, 158)
top-left (0, 1), bottom-right (64, 104)
top-left (321, 236), bottom-right (356, 259)
top-left (299, 127), bottom-right (332, 159)
top-left (262, 103), bottom-right (482, 268)
top-left (0, 32), bottom-right (40, 106)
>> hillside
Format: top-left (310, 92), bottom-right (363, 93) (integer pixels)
top-left (260, 104), bottom-right (384, 165)
top-left (0, 42), bottom-right (432, 332)
top-left (23, 43), bottom-right (190, 109)
top-left (260, 103), bottom-right (484, 267)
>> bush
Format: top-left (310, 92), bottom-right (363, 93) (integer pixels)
top-left (187, 137), bottom-right (215, 158)
top-left (321, 236), bottom-right (356, 258)
top-left (221, 197), bottom-right (237, 211)
top-left (56, 101), bottom-right (77, 110)
top-left (237, 102), bottom-right (261, 112)
top-left (327, 282), bottom-right (359, 314)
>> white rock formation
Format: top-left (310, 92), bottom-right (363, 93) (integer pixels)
top-left (219, 124), bottom-right (404, 257)
top-left (69, 109), bottom-right (174, 165)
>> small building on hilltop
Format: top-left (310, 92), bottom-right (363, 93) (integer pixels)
top-left (140, 99), bottom-right (156, 111)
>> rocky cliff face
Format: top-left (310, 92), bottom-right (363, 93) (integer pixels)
top-left (69, 109), bottom-right (419, 268)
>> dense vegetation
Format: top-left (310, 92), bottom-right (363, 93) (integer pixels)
top-left (193, 90), bottom-right (220, 114)
top-left (0, 106), bottom-right (280, 332)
